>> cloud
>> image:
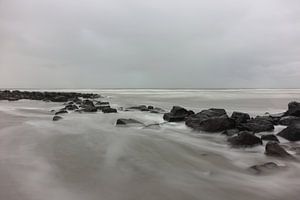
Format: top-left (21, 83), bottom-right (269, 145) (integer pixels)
top-left (0, 0), bottom-right (300, 88)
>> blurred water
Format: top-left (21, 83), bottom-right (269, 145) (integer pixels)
top-left (0, 89), bottom-right (300, 200)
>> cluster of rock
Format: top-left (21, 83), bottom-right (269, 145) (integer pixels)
top-left (0, 90), bottom-right (100, 102)
top-left (52, 99), bottom-right (118, 121)
top-left (162, 102), bottom-right (300, 162)
top-left (125, 105), bottom-right (166, 114)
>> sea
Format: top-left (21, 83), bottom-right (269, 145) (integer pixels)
top-left (0, 89), bottom-right (299, 200)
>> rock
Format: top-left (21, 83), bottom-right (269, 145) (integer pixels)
top-left (265, 142), bottom-right (294, 159)
top-left (279, 116), bottom-right (300, 126)
top-left (261, 134), bottom-right (280, 142)
top-left (127, 105), bottom-right (149, 111)
top-left (222, 129), bottom-right (239, 136)
top-left (248, 162), bottom-right (283, 175)
top-left (82, 106), bottom-right (97, 112)
top-left (95, 101), bottom-right (109, 106)
top-left (55, 110), bottom-right (68, 115)
top-left (147, 105), bottom-right (154, 110)
top-left (237, 117), bottom-right (274, 133)
top-left (286, 101), bottom-right (300, 117)
top-left (82, 99), bottom-right (95, 107)
top-left (227, 131), bottom-right (262, 147)
top-left (277, 123), bottom-right (300, 141)
top-left (143, 123), bottom-right (161, 130)
top-left (163, 106), bottom-right (194, 122)
top-left (268, 112), bottom-right (285, 125)
top-left (102, 107), bottom-right (117, 113)
top-left (116, 118), bottom-right (144, 126)
top-left (186, 108), bottom-right (234, 132)
top-left (53, 116), bottom-right (63, 121)
top-left (231, 111), bottom-right (250, 124)
top-left (150, 107), bottom-right (166, 114)
top-left (96, 105), bottom-right (111, 111)
top-left (65, 104), bottom-right (79, 111)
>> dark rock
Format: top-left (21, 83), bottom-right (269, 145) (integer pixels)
top-left (163, 106), bottom-right (193, 122)
top-left (277, 123), bottom-right (300, 141)
top-left (248, 162), bottom-right (283, 175)
top-left (143, 123), bottom-right (161, 130)
top-left (286, 101), bottom-right (300, 117)
top-left (268, 112), bottom-right (285, 125)
top-left (279, 116), bottom-right (300, 126)
top-left (147, 105), bottom-right (154, 110)
top-left (53, 116), bottom-right (63, 121)
top-left (127, 105), bottom-right (149, 111)
top-left (228, 131), bottom-right (262, 147)
top-left (186, 108), bottom-right (234, 132)
top-left (82, 99), bottom-right (95, 107)
top-left (95, 101), bottom-right (109, 106)
top-left (65, 104), bottom-right (79, 111)
top-left (222, 129), bottom-right (239, 136)
top-left (102, 107), bottom-right (117, 113)
top-left (231, 111), bottom-right (250, 124)
top-left (0, 90), bottom-right (100, 102)
top-left (55, 110), bottom-right (68, 115)
top-left (265, 142), bottom-right (294, 159)
top-left (82, 106), bottom-right (98, 112)
top-left (116, 118), bottom-right (144, 126)
top-left (237, 117), bottom-right (274, 133)
top-left (150, 107), bottom-right (166, 114)
top-left (261, 134), bottom-right (280, 142)
top-left (96, 105), bottom-right (111, 111)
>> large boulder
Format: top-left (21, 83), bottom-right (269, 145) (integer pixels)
top-left (163, 106), bottom-right (194, 122)
top-left (277, 123), bottom-right (300, 141)
top-left (279, 116), bottom-right (300, 126)
top-left (237, 116), bottom-right (274, 133)
top-left (227, 131), bottom-right (262, 147)
top-left (186, 108), bottom-right (235, 132)
top-left (265, 142), bottom-right (294, 159)
top-left (286, 101), bottom-right (300, 117)
top-left (231, 111), bottom-right (250, 125)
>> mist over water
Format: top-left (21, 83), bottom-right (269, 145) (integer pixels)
top-left (0, 89), bottom-right (300, 200)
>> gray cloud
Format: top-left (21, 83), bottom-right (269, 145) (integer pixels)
top-left (0, 0), bottom-right (300, 88)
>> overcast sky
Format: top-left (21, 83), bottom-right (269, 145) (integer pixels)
top-left (0, 0), bottom-right (300, 88)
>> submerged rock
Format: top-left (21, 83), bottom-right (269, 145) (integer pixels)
top-left (116, 118), bottom-right (144, 126)
top-left (82, 106), bottom-right (97, 112)
top-left (248, 162), bottom-right (283, 175)
top-left (186, 108), bottom-right (234, 132)
top-left (53, 116), bottom-right (63, 121)
top-left (55, 110), bottom-right (68, 115)
top-left (265, 142), bottom-right (294, 159)
top-left (227, 131), bottom-right (262, 147)
top-left (127, 105), bottom-right (149, 111)
top-left (163, 106), bottom-right (194, 122)
top-left (261, 134), bottom-right (280, 142)
top-left (277, 123), bottom-right (300, 141)
top-left (222, 129), bottom-right (239, 136)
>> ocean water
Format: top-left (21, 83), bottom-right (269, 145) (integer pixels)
top-left (0, 89), bottom-right (300, 200)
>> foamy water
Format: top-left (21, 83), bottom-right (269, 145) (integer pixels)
top-left (0, 89), bottom-right (300, 200)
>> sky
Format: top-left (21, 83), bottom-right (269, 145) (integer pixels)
top-left (0, 0), bottom-right (300, 89)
